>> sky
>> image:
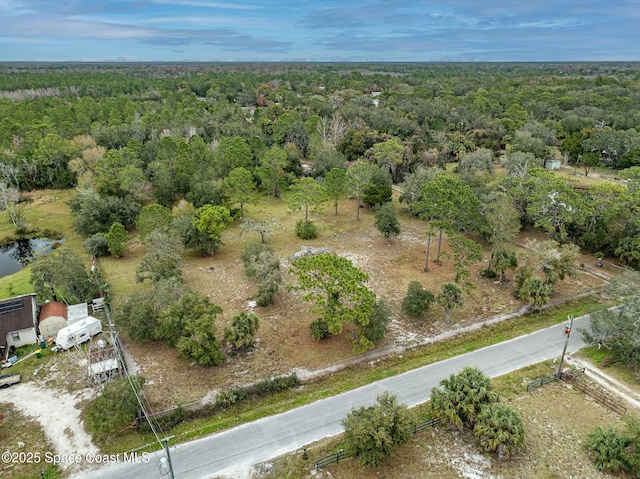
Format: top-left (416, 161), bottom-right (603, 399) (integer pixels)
top-left (0, 0), bottom-right (638, 62)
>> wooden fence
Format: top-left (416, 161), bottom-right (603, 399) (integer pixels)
top-left (564, 377), bottom-right (627, 416)
top-left (315, 416), bottom-right (442, 470)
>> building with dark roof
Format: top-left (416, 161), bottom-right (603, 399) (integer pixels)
top-left (0, 293), bottom-right (39, 358)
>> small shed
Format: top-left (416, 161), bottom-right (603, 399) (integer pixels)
top-left (38, 301), bottom-right (68, 339)
top-left (544, 158), bottom-right (561, 170)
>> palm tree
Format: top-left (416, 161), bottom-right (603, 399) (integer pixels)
top-left (474, 403), bottom-right (526, 459)
top-left (437, 282), bottom-right (464, 325)
top-left (430, 367), bottom-right (498, 428)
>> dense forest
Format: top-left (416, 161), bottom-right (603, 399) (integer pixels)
top-left (1, 62), bottom-right (639, 267)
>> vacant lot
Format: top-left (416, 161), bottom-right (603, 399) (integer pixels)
top-left (115, 194), bottom-right (605, 407)
top-left (254, 363), bottom-right (635, 479)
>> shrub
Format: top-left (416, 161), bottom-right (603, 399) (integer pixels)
top-left (342, 392), bottom-right (415, 467)
top-left (364, 298), bottom-right (392, 342)
top-left (401, 281), bottom-right (435, 318)
top-left (310, 318), bottom-right (330, 339)
top-left (295, 220), bottom-right (318, 239)
top-left (84, 234), bottom-right (109, 257)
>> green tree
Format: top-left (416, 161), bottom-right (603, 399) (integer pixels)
top-left (346, 160), bottom-right (374, 221)
top-left (30, 248), bottom-right (97, 304)
top-left (216, 136), bottom-right (253, 177)
top-left (225, 312), bottom-right (259, 350)
top-left (156, 292), bottom-right (224, 366)
top-left (526, 174), bottom-right (586, 241)
top-left (361, 166), bottom-right (392, 208)
top-left (414, 173), bottom-right (481, 265)
top-left (342, 391), bottom-right (415, 468)
top-left (430, 366), bottom-right (498, 428)
top-left (582, 270), bottom-right (640, 367)
top-left (105, 221), bottom-right (128, 257)
top-left (289, 253), bottom-right (376, 352)
top-left (474, 403), bottom-right (526, 459)
top-left (401, 281), bottom-right (435, 318)
top-left (323, 167), bottom-right (347, 215)
top-left (86, 376), bottom-right (145, 440)
top-left (483, 195), bottom-right (521, 276)
top-left (374, 202), bottom-right (401, 240)
top-left (448, 233), bottom-right (483, 288)
top-left (241, 243), bottom-right (282, 307)
top-left (224, 167), bottom-right (256, 217)
top-left (363, 298), bottom-right (392, 343)
top-left (193, 204), bottom-right (233, 255)
top-left (118, 279), bottom-right (188, 342)
top-left (520, 277), bottom-right (552, 310)
top-left (288, 177), bottom-right (327, 225)
top-left (437, 282), bottom-right (464, 325)
top-left (259, 146), bottom-right (287, 199)
top-left (135, 204), bottom-right (172, 240)
top-left (136, 231), bottom-right (184, 283)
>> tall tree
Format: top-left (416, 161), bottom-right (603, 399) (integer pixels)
top-left (289, 253), bottom-right (376, 352)
top-left (105, 221), bottom-right (128, 257)
top-left (287, 177), bottom-right (327, 225)
top-left (30, 248), bottom-right (97, 303)
top-left (582, 270), bottom-right (640, 367)
top-left (414, 173), bottom-right (482, 265)
top-left (259, 146), bottom-right (287, 199)
top-left (346, 161), bottom-right (374, 221)
top-left (323, 167), bottom-right (347, 215)
top-left (136, 231), bottom-right (184, 283)
top-left (224, 166), bottom-right (256, 217)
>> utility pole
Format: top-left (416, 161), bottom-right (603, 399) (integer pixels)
top-left (159, 436), bottom-right (175, 479)
top-left (556, 314), bottom-right (574, 378)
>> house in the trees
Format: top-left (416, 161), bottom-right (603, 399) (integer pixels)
top-left (38, 301), bottom-right (68, 339)
top-left (0, 293), bottom-right (39, 358)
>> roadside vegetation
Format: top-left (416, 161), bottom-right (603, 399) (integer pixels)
top-left (0, 62), bottom-right (639, 474)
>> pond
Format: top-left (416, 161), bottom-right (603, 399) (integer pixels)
top-left (0, 238), bottom-right (62, 279)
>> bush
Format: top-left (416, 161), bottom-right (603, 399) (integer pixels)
top-left (86, 376), bottom-right (145, 440)
top-left (342, 392), bottom-right (415, 467)
top-left (364, 298), bottom-right (392, 342)
top-left (84, 234), bottom-right (109, 257)
top-left (586, 426), bottom-right (630, 473)
top-left (310, 318), bottom-right (330, 339)
top-left (401, 281), bottom-right (435, 318)
top-left (295, 220), bottom-right (318, 239)
top-left (254, 373), bottom-right (299, 396)
top-left (474, 403), bottom-right (526, 459)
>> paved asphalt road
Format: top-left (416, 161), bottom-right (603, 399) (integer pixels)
top-left (70, 313), bottom-right (590, 479)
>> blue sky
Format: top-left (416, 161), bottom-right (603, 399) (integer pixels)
top-left (0, 0), bottom-right (638, 62)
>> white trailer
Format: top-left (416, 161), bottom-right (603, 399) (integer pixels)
top-left (55, 316), bottom-right (102, 350)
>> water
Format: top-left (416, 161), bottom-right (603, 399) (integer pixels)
top-left (0, 238), bottom-right (61, 278)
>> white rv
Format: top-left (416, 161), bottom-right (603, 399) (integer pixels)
top-left (55, 316), bottom-right (102, 350)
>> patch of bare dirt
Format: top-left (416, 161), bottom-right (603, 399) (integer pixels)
top-left (253, 379), bottom-right (635, 479)
top-left (122, 199), bottom-right (608, 408)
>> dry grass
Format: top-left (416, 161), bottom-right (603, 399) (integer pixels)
top-left (0, 404), bottom-right (61, 479)
top-left (254, 363), bottom-right (635, 479)
top-left (120, 193), bottom-right (606, 407)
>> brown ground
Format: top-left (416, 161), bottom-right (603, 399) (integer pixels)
top-left (254, 366), bottom-right (636, 479)
top-left (119, 196), bottom-right (606, 408)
